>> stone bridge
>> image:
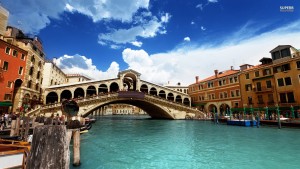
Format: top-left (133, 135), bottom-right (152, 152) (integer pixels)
top-left (26, 69), bottom-right (205, 119)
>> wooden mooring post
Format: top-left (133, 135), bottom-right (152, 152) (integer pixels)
top-left (73, 129), bottom-right (81, 166)
top-left (27, 125), bottom-right (70, 169)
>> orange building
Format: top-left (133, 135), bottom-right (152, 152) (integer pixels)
top-left (188, 67), bottom-right (241, 117)
top-left (0, 38), bottom-right (27, 114)
top-left (239, 45), bottom-right (300, 117)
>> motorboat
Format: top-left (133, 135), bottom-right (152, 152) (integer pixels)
top-left (0, 139), bottom-right (30, 169)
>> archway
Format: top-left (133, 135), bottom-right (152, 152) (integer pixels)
top-left (61, 90), bottom-right (72, 101)
top-left (219, 103), bottom-right (230, 116)
top-left (175, 95), bottom-right (182, 103)
top-left (98, 84), bottom-right (108, 94)
top-left (183, 98), bottom-right (190, 106)
top-left (87, 86), bottom-right (97, 97)
top-left (140, 84), bottom-right (148, 93)
top-left (159, 90), bottom-right (166, 99)
top-left (110, 82), bottom-right (119, 92)
top-left (167, 93), bottom-right (174, 101)
top-left (149, 87), bottom-right (157, 96)
top-left (123, 73), bottom-right (137, 91)
top-left (46, 92), bottom-right (58, 104)
top-left (74, 88), bottom-right (85, 98)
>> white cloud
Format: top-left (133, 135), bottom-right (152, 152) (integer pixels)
top-left (118, 20), bottom-right (300, 85)
top-left (131, 41), bottom-right (143, 47)
top-left (2, 0), bottom-right (150, 34)
top-left (98, 13), bottom-right (170, 46)
top-left (191, 21), bottom-right (195, 25)
top-left (208, 0), bottom-right (218, 3)
top-left (55, 54), bottom-right (119, 80)
top-left (184, 37), bottom-right (191, 42)
top-left (201, 26), bottom-right (206, 31)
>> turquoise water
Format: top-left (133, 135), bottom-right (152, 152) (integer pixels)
top-left (70, 115), bottom-right (300, 169)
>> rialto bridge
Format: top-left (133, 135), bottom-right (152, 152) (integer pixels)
top-left (26, 69), bottom-right (205, 119)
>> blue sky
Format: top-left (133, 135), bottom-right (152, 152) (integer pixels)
top-left (1, 0), bottom-right (300, 85)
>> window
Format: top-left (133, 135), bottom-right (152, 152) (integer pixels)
top-left (211, 94), bottom-right (215, 99)
top-left (266, 80), bottom-right (272, 88)
top-left (3, 61), bottom-right (9, 71)
top-left (255, 71), bottom-right (260, 77)
top-left (223, 79), bottom-right (226, 85)
top-left (256, 82), bottom-right (262, 91)
top-left (245, 84), bottom-right (252, 91)
top-left (208, 95), bottom-right (211, 100)
top-left (220, 93), bottom-right (223, 99)
top-left (224, 92), bottom-right (227, 98)
top-left (18, 67), bottom-right (23, 75)
top-left (27, 80), bottom-right (32, 88)
top-left (35, 83), bottom-right (39, 91)
top-left (21, 54), bottom-right (26, 60)
top-left (219, 80), bottom-right (222, 86)
top-left (245, 73), bottom-right (249, 79)
top-left (36, 71), bottom-right (40, 79)
top-left (272, 51), bottom-right (280, 60)
top-left (29, 67), bottom-right (34, 76)
top-left (31, 55), bottom-right (35, 63)
top-left (285, 77), bottom-right (292, 86)
top-left (297, 61), bottom-right (300, 69)
top-left (282, 64), bottom-right (290, 71)
top-left (263, 69), bottom-right (271, 76)
top-left (248, 97), bottom-right (253, 104)
top-left (4, 94), bottom-right (12, 100)
top-left (287, 92), bottom-right (295, 103)
top-left (12, 50), bottom-right (18, 57)
top-left (280, 93), bottom-right (287, 103)
top-left (257, 95), bottom-right (264, 104)
top-left (268, 94), bottom-right (274, 104)
top-left (234, 76), bottom-right (238, 82)
top-left (7, 81), bottom-right (12, 88)
top-left (236, 90), bottom-right (240, 96)
top-left (277, 78), bottom-right (284, 87)
top-left (280, 48), bottom-right (291, 58)
top-left (5, 47), bottom-right (10, 55)
top-left (231, 91), bottom-right (235, 97)
top-left (230, 78), bottom-right (233, 83)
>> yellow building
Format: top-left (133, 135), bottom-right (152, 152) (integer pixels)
top-left (239, 45), bottom-right (300, 117)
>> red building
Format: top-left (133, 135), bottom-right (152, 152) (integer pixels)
top-left (0, 38), bottom-right (27, 114)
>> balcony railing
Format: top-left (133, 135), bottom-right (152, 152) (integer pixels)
top-left (253, 86), bottom-right (274, 92)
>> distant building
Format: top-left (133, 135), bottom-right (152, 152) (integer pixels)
top-left (164, 82), bottom-right (189, 94)
top-left (0, 38), bottom-right (27, 114)
top-left (66, 74), bottom-right (91, 83)
top-left (41, 60), bottom-right (67, 89)
top-left (188, 67), bottom-right (241, 116)
top-left (4, 26), bottom-right (45, 111)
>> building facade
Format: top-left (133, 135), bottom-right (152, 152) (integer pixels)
top-left (4, 26), bottom-right (45, 111)
top-left (239, 45), bottom-right (300, 116)
top-left (188, 68), bottom-right (241, 116)
top-left (0, 38), bottom-right (27, 114)
top-left (42, 60), bottom-right (67, 89)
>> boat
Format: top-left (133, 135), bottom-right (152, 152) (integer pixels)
top-left (85, 117), bottom-right (96, 124)
top-left (0, 139), bottom-right (30, 169)
top-left (80, 123), bottom-right (92, 131)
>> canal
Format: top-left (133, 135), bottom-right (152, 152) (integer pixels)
top-left (71, 115), bottom-right (300, 169)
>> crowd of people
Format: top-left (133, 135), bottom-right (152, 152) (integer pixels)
top-left (0, 112), bottom-right (18, 131)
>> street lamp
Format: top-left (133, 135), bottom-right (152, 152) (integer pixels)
top-left (275, 104), bottom-right (281, 129)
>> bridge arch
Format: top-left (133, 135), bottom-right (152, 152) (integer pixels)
top-left (122, 72), bottom-right (137, 91)
top-left (46, 92), bottom-right (58, 104)
top-left (61, 90), bottom-right (72, 101)
top-left (87, 85), bottom-right (97, 97)
top-left (159, 90), bottom-right (166, 99)
top-left (167, 93), bottom-right (174, 101)
top-left (98, 84), bottom-right (108, 94)
top-left (110, 82), bottom-right (119, 92)
top-left (81, 98), bottom-right (174, 119)
top-left (183, 98), bottom-right (190, 106)
top-left (149, 87), bottom-right (157, 96)
top-left (74, 87), bottom-right (85, 98)
top-left (140, 84), bottom-right (148, 93)
top-left (175, 95), bottom-right (182, 103)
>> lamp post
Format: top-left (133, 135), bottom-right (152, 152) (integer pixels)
top-left (290, 105), bottom-right (295, 119)
top-left (265, 106), bottom-right (268, 120)
top-left (276, 104), bottom-right (281, 129)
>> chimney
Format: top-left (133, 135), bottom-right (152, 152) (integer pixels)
top-left (214, 70), bottom-right (218, 78)
top-left (195, 76), bottom-right (199, 83)
top-left (52, 57), bottom-right (57, 65)
top-left (231, 66), bottom-right (234, 70)
top-left (177, 82), bottom-right (181, 86)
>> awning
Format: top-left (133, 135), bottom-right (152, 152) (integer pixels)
top-left (0, 101), bottom-right (13, 107)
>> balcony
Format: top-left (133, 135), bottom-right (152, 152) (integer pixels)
top-left (253, 86), bottom-right (274, 93)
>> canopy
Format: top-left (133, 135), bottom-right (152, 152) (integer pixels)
top-left (0, 101), bottom-right (12, 107)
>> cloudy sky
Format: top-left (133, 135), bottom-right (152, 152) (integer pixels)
top-left (1, 0), bottom-right (300, 85)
